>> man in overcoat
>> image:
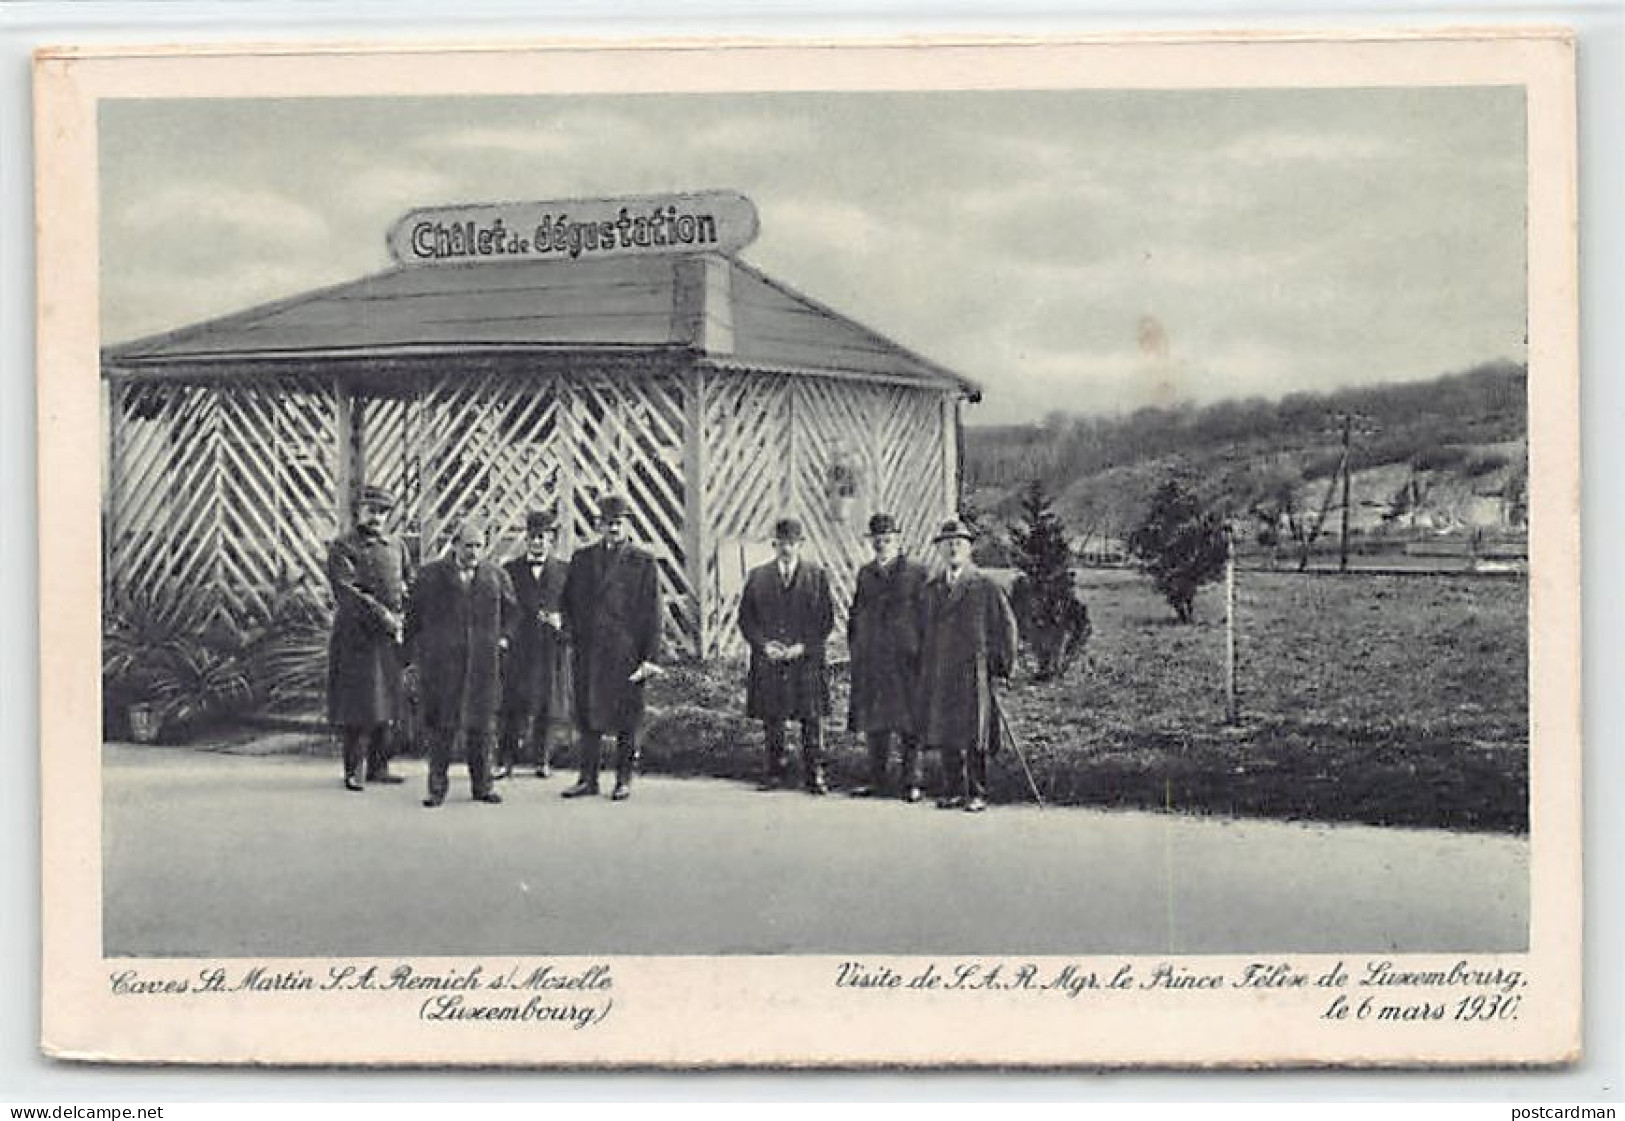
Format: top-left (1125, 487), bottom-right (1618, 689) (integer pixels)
top-left (497, 508), bottom-right (571, 781)
top-left (738, 517), bottom-right (836, 795)
top-left (917, 518), bottom-right (1019, 813)
top-left (326, 484), bottom-right (411, 793)
top-left (405, 520), bottom-right (518, 808)
top-left (846, 512), bottom-right (928, 801)
top-left (559, 495), bottom-right (662, 802)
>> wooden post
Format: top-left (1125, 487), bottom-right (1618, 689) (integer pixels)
top-left (334, 379), bottom-right (357, 535)
top-left (682, 366), bottom-right (709, 660)
top-left (1225, 524), bottom-right (1238, 726)
top-left (1339, 413), bottom-right (1353, 573)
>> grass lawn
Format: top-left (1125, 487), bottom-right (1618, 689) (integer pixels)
top-left (639, 568), bottom-right (1528, 833)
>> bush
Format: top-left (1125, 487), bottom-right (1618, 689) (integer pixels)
top-left (1127, 478), bottom-right (1229, 623)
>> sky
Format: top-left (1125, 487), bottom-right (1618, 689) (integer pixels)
top-left (99, 88), bottom-right (1527, 426)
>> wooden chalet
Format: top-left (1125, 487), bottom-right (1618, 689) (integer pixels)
top-left (101, 194), bottom-right (981, 658)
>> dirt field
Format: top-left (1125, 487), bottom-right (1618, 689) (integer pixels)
top-left (636, 568), bottom-right (1528, 833)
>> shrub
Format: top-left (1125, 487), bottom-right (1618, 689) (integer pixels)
top-left (1007, 480), bottom-right (1091, 681)
top-left (1127, 478), bottom-right (1230, 623)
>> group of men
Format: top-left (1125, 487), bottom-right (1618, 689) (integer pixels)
top-left (326, 488), bottom-right (659, 808)
top-left (740, 513), bottom-right (1018, 812)
top-left (326, 488), bottom-right (1019, 813)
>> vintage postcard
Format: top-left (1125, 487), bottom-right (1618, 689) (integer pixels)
top-left (35, 31), bottom-right (1579, 1067)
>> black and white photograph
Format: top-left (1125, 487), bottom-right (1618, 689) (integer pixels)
top-left (36, 32), bottom-right (1581, 1067)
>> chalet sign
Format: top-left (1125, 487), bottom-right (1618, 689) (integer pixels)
top-left (387, 190), bottom-right (759, 266)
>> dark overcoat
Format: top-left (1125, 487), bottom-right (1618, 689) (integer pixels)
top-left (405, 558), bottom-right (517, 733)
top-left (500, 555), bottom-right (572, 730)
top-left (916, 567), bottom-right (1019, 754)
top-left (847, 555), bottom-right (927, 734)
top-left (326, 529), bottom-right (410, 728)
top-left (561, 541), bottom-right (662, 735)
top-left (738, 561), bottom-right (835, 721)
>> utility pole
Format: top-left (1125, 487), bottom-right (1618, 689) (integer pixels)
top-left (1225, 522), bottom-right (1238, 726)
top-left (1339, 413), bottom-right (1353, 573)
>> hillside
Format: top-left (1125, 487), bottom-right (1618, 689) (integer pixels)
top-left (963, 361), bottom-right (1528, 557)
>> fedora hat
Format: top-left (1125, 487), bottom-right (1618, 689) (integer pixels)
top-left (358, 484), bottom-right (396, 510)
top-left (597, 495), bottom-right (633, 523)
top-left (867, 513), bottom-right (900, 537)
top-left (772, 517), bottom-right (805, 543)
top-left (524, 508), bottom-right (557, 535)
top-left (931, 518), bottom-right (976, 544)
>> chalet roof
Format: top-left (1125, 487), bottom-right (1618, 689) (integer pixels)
top-left (103, 253), bottom-right (980, 398)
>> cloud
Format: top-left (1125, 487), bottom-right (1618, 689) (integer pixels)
top-left (116, 183), bottom-right (328, 248)
top-left (1220, 129), bottom-right (1403, 167)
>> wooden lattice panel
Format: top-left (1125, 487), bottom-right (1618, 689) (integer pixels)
top-left (563, 369), bottom-right (695, 655)
top-left (416, 371), bottom-right (563, 561)
top-left (696, 370), bottom-right (953, 659)
top-left (215, 378), bottom-right (339, 622)
top-left (698, 371), bottom-right (791, 656)
top-left (107, 377), bottom-right (338, 628)
top-left (108, 381), bottom-right (221, 623)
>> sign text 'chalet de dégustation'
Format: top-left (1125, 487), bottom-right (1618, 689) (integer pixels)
top-left (387, 190), bottom-right (760, 266)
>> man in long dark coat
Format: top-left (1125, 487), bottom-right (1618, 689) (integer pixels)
top-left (738, 517), bottom-right (836, 795)
top-left (497, 508), bottom-right (571, 781)
top-left (405, 520), bottom-right (518, 808)
top-left (847, 512), bottom-right (927, 801)
top-left (917, 518), bottom-right (1019, 813)
top-left (326, 484), bottom-right (410, 792)
top-left (559, 495), bottom-right (662, 802)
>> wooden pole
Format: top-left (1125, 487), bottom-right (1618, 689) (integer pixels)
top-left (1339, 414), bottom-right (1352, 573)
top-left (1225, 524), bottom-right (1238, 726)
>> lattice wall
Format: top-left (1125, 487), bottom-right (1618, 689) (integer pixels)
top-left (106, 375), bottom-right (339, 626)
top-left (105, 363), bottom-right (955, 660)
top-left (697, 371), bottom-right (954, 659)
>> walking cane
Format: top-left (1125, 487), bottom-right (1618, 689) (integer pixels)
top-left (992, 689), bottom-right (1046, 810)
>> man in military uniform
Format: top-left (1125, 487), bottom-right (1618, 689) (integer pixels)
top-left (497, 508), bottom-right (572, 781)
top-left (405, 520), bottom-right (518, 808)
top-left (559, 495), bottom-right (662, 802)
top-left (846, 512), bottom-right (928, 801)
top-left (917, 518), bottom-right (1019, 813)
top-left (326, 484), bottom-right (411, 792)
top-left (738, 517), bottom-right (836, 795)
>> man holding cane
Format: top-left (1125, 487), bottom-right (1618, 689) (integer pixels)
top-left (917, 518), bottom-right (1019, 813)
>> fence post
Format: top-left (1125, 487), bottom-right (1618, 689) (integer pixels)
top-left (1225, 523), bottom-right (1239, 726)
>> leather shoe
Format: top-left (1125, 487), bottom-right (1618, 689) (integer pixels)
top-left (476, 791), bottom-right (503, 804)
top-left (422, 795), bottom-right (444, 808)
top-left (535, 763), bottom-right (552, 779)
top-left (964, 797), bottom-right (988, 813)
top-left (848, 785), bottom-right (878, 798)
top-left (561, 781), bottom-right (600, 799)
top-left (936, 795), bottom-right (965, 810)
top-left (366, 772), bottom-right (404, 785)
top-left (344, 775), bottom-right (364, 792)
top-left (903, 786), bottom-right (923, 804)
top-left (492, 765), bottom-right (513, 782)
top-left (806, 780), bottom-right (829, 797)
top-left (611, 783), bottom-right (632, 802)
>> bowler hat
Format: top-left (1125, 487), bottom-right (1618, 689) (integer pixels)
top-left (772, 517), bottom-right (805, 543)
top-left (358, 484), bottom-right (395, 510)
top-left (598, 495), bottom-right (632, 523)
top-left (931, 518), bottom-right (976, 544)
top-left (525, 508), bottom-right (557, 535)
top-left (867, 513), bottom-right (900, 537)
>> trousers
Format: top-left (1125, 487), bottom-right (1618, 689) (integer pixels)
top-left (576, 730), bottom-right (639, 788)
top-left (341, 725), bottom-right (394, 780)
top-left (866, 730), bottom-right (923, 789)
top-left (941, 745), bottom-right (988, 801)
top-left (426, 726), bottom-right (494, 800)
top-left (763, 719), bottom-right (825, 784)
